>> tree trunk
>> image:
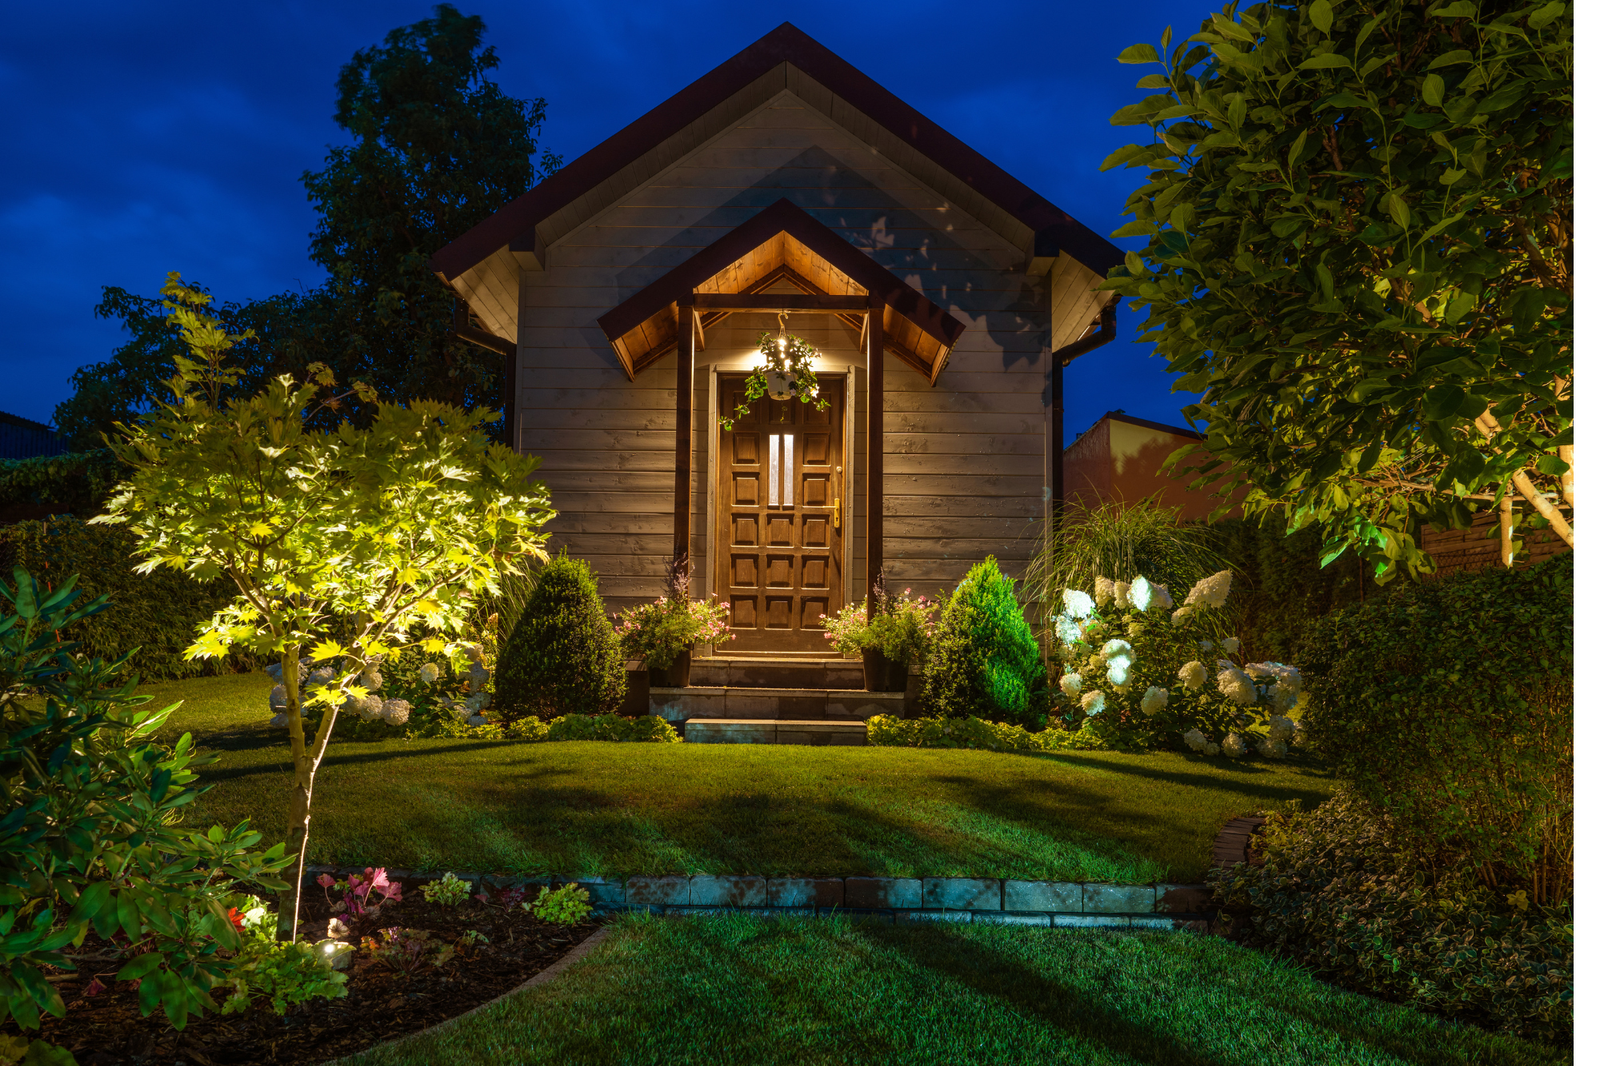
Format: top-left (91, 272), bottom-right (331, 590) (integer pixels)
top-left (274, 645), bottom-right (343, 942)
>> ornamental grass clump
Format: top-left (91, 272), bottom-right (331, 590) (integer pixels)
top-left (921, 557), bottom-right (1045, 728)
top-left (495, 551), bottom-right (625, 720)
top-left (1053, 569), bottom-right (1306, 755)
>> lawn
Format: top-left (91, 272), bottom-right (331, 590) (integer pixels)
top-left (151, 674), bottom-right (1338, 883)
top-left (343, 913), bottom-right (1570, 1066)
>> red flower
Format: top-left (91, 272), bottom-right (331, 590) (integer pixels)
top-left (227, 907), bottom-right (246, 930)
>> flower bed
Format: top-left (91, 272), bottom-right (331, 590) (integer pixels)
top-left (16, 875), bottom-right (602, 1066)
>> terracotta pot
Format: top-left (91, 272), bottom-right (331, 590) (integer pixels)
top-left (649, 649), bottom-right (691, 688)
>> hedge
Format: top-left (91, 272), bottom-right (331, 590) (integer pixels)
top-left (0, 448), bottom-right (123, 520)
top-left (865, 715), bottom-right (1108, 753)
top-left (0, 517), bottom-right (253, 680)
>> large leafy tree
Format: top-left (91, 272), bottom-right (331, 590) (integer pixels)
top-left (94, 276), bottom-right (555, 940)
top-left (1102, 0), bottom-right (1572, 579)
top-left (55, 4), bottom-right (558, 449)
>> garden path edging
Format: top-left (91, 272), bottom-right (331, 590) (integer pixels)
top-left (304, 866), bottom-right (1216, 932)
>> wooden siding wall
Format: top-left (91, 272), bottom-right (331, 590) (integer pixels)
top-left (519, 89), bottom-right (1057, 611)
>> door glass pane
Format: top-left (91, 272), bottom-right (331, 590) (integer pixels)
top-left (783, 434), bottom-right (795, 507)
top-left (768, 434), bottom-right (780, 507)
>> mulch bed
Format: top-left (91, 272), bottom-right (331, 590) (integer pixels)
top-left (12, 885), bottom-right (604, 1066)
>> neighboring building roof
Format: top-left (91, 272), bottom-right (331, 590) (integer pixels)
top-left (596, 198), bottom-right (966, 381)
top-left (1096, 410), bottom-right (1202, 441)
top-left (430, 22), bottom-right (1123, 287)
top-left (0, 410), bottom-right (67, 461)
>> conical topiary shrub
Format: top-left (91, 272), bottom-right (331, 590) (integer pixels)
top-left (920, 556), bottom-right (1045, 728)
top-left (494, 551), bottom-right (625, 720)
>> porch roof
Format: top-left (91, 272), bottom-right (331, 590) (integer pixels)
top-left (596, 198), bottom-right (965, 382)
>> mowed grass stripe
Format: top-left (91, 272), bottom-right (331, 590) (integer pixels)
top-left (153, 675), bottom-right (1339, 883)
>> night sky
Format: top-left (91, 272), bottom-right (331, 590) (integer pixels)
top-left (3, 0), bottom-right (1221, 439)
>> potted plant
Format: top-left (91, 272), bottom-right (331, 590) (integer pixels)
top-left (820, 580), bottom-right (938, 691)
top-left (719, 320), bottom-right (828, 430)
top-left (614, 553), bottom-right (733, 686)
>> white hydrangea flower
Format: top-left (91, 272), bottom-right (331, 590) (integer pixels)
top-left (351, 694), bottom-right (384, 721)
top-left (1113, 580), bottom-right (1132, 608)
top-left (1222, 637), bottom-right (1241, 657)
top-left (1094, 576), bottom-right (1116, 606)
top-left (466, 662), bottom-right (492, 693)
top-left (1148, 582), bottom-right (1174, 610)
top-left (1267, 715), bottom-right (1296, 740)
top-left (419, 662), bottom-right (440, 686)
top-left (1128, 576), bottom-right (1153, 611)
top-left (464, 643), bottom-right (485, 664)
top-left (1198, 640), bottom-right (1214, 652)
top-left (1100, 639), bottom-right (1135, 686)
top-left (1140, 686), bottom-right (1168, 716)
top-left (307, 665), bottom-right (337, 687)
top-left (1257, 736), bottom-right (1287, 758)
top-left (1060, 588), bottom-right (1096, 620)
top-left (380, 699), bottom-right (411, 726)
top-left (361, 666), bottom-right (383, 691)
top-left (1183, 728), bottom-right (1216, 754)
top-left (1170, 604), bottom-right (1199, 627)
top-left (1080, 690), bottom-right (1106, 715)
top-left (466, 714), bottom-right (487, 726)
top-left (1055, 616), bottom-right (1084, 644)
top-left (1221, 732), bottom-right (1249, 758)
top-left (1059, 671), bottom-right (1083, 697)
top-left (1215, 661), bottom-right (1258, 706)
top-left (1178, 661), bottom-right (1208, 691)
top-left (1184, 570), bottom-right (1234, 609)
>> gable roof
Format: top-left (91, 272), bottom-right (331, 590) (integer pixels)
top-left (597, 199), bottom-right (965, 382)
top-left (430, 22), bottom-right (1122, 286)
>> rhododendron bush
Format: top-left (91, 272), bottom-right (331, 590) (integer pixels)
top-left (1054, 569), bottom-right (1306, 757)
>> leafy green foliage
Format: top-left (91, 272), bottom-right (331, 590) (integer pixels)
top-left (495, 553), bottom-right (625, 719)
top-left (865, 714), bottom-right (1108, 753)
top-left (1103, 1), bottom-right (1573, 579)
top-left (920, 558), bottom-right (1045, 728)
top-left (525, 713), bottom-right (681, 743)
top-left (0, 451), bottom-right (123, 519)
top-left (719, 331), bottom-right (829, 431)
top-left (1212, 791), bottom-right (1571, 1040)
top-left (1298, 550), bottom-right (1571, 904)
top-left (93, 275), bottom-right (555, 940)
top-left (613, 597), bottom-right (733, 670)
top-left (217, 901), bottom-right (348, 1015)
top-left (422, 872), bottom-right (473, 907)
top-left (0, 568), bottom-right (291, 1034)
top-left (526, 883), bottom-right (592, 926)
top-left (0, 518), bottom-right (254, 680)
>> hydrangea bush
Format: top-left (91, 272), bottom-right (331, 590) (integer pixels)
top-left (1053, 570), bottom-right (1307, 756)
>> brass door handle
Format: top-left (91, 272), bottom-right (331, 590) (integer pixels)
top-left (832, 497), bottom-right (841, 529)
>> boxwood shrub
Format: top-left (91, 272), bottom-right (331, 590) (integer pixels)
top-left (1212, 791), bottom-right (1571, 1041)
top-left (920, 556), bottom-right (1045, 728)
top-left (1298, 551), bottom-right (1572, 905)
top-left (494, 552), bottom-right (625, 719)
top-left (865, 714), bottom-right (1107, 753)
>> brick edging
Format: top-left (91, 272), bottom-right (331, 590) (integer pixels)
top-left (1211, 816), bottom-right (1267, 869)
top-left (304, 867), bottom-right (1215, 932)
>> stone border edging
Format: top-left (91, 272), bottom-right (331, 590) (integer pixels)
top-left (305, 866), bottom-right (1215, 932)
top-left (346, 926), bottom-right (610, 1061)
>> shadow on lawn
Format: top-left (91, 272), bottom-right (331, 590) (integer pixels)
top-left (1035, 751), bottom-right (1338, 801)
top-left (856, 922), bottom-right (1228, 1066)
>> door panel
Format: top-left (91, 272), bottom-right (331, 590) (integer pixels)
top-left (716, 375), bottom-right (845, 654)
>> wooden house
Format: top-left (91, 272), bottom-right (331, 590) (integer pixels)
top-left (432, 23), bottom-right (1122, 659)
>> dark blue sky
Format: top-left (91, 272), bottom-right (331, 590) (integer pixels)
top-left (2, 0), bottom-right (1218, 438)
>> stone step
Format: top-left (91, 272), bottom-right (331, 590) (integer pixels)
top-left (651, 686), bottom-right (901, 724)
top-left (690, 656), bottom-right (865, 690)
top-left (684, 718), bottom-right (868, 745)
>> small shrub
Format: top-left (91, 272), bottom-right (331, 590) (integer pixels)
top-left (360, 927), bottom-right (455, 975)
top-left (546, 712), bottom-right (681, 743)
top-left (866, 714), bottom-right (1108, 753)
top-left (421, 872), bottom-right (473, 907)
top-left (496, 552), bottom-right (626, 719)
top-left (526, 883), bottom-right (592, 925)
top-left (1212, 791), bottom-right (1571, 1041)
top-left (920, 557), bottom-right (1045, 727)
top-left (1299, 551), bottom-right (1572, 904)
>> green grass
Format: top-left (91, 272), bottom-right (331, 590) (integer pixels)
top-left (153, 675), bottom-right (1337, 883)
top-left (342, 914), bottom-right (1570, 1066)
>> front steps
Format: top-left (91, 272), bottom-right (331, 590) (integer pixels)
top-left (684, 718), bottom-right (868, 745)
top-left (651, 686), bottom-right (901, 724)
top-left (650, 655), bottom-right (906, 742)
top-left (690, 656), bottom-right (863, 689)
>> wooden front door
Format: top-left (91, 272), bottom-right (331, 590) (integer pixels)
top-left (716, 375), bottom-right (846, 654)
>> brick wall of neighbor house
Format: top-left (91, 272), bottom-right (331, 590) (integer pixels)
top-left (519, 91), bottom-right (1054, 611)
top-left (1061, 412), bottom-right (1244, 522)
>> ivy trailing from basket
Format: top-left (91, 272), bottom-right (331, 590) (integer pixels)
top-left (719, 328), bottom-right (828, 431)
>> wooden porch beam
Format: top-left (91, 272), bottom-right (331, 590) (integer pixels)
top-left (866, 298), bottom-right (884, 619)
top-left (687, 293), bottom-right (872, 312)
top-left (674, 301), bottom-right (695, 559)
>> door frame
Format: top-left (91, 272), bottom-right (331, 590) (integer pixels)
top-left (705, 365), bottom-right (855, 643)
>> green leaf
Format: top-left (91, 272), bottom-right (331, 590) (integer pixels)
top-left (1422, 73), bottom-right (1446, 107)
top-left (1431, 1), bottom-right (1477, 17)
top-left (1357, 439), bottom-right (1385, 474)
top-left (1288, 129), bottom-right (1311, 167)
top-left (116, 953), bottom-right (163, 982)
top-left (1535, 453), bottom-right (1570, 476)
top-left (1118, 43), bottom-right (1161, 64)
top-left (1385, 192), bottom-right (1411, 229)
top-left (1422, 384), bottom-right (1465, 420)
top-left (1427, 49), bottom-right (1474, 69)
top-left (1301, 53), bottom-right (1353, 69)
top-left (1526, 1), bottom-right (1565, 31)
top-left (1309, 0), bottom-right (1334, 34)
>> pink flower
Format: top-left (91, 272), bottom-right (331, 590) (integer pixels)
top-left (85, 978), bottom-right (106, 997)
top-left (316, 874), bottom-right (335, 889)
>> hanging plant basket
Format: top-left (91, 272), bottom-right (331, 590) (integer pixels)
top-left (720, 319), bottom-right (828, 430)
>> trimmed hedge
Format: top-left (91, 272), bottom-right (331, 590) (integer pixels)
top-left (0, 517), bottom-right (253, 680)
top-left (506, 713), bottom-right (680, 743)
top-left (494, 552), bottom-right (625, 719)
top-left (1298, 551), bottom-right (1572, 903)
top-left (866, 715), bottom-right (1108, 753)
top-left (1212, 791), bottom-right (1571, 1041)
top-left (920, 557), bottom-right (1045, 728)
top-left (0, 448), bottom-right (123, 520)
